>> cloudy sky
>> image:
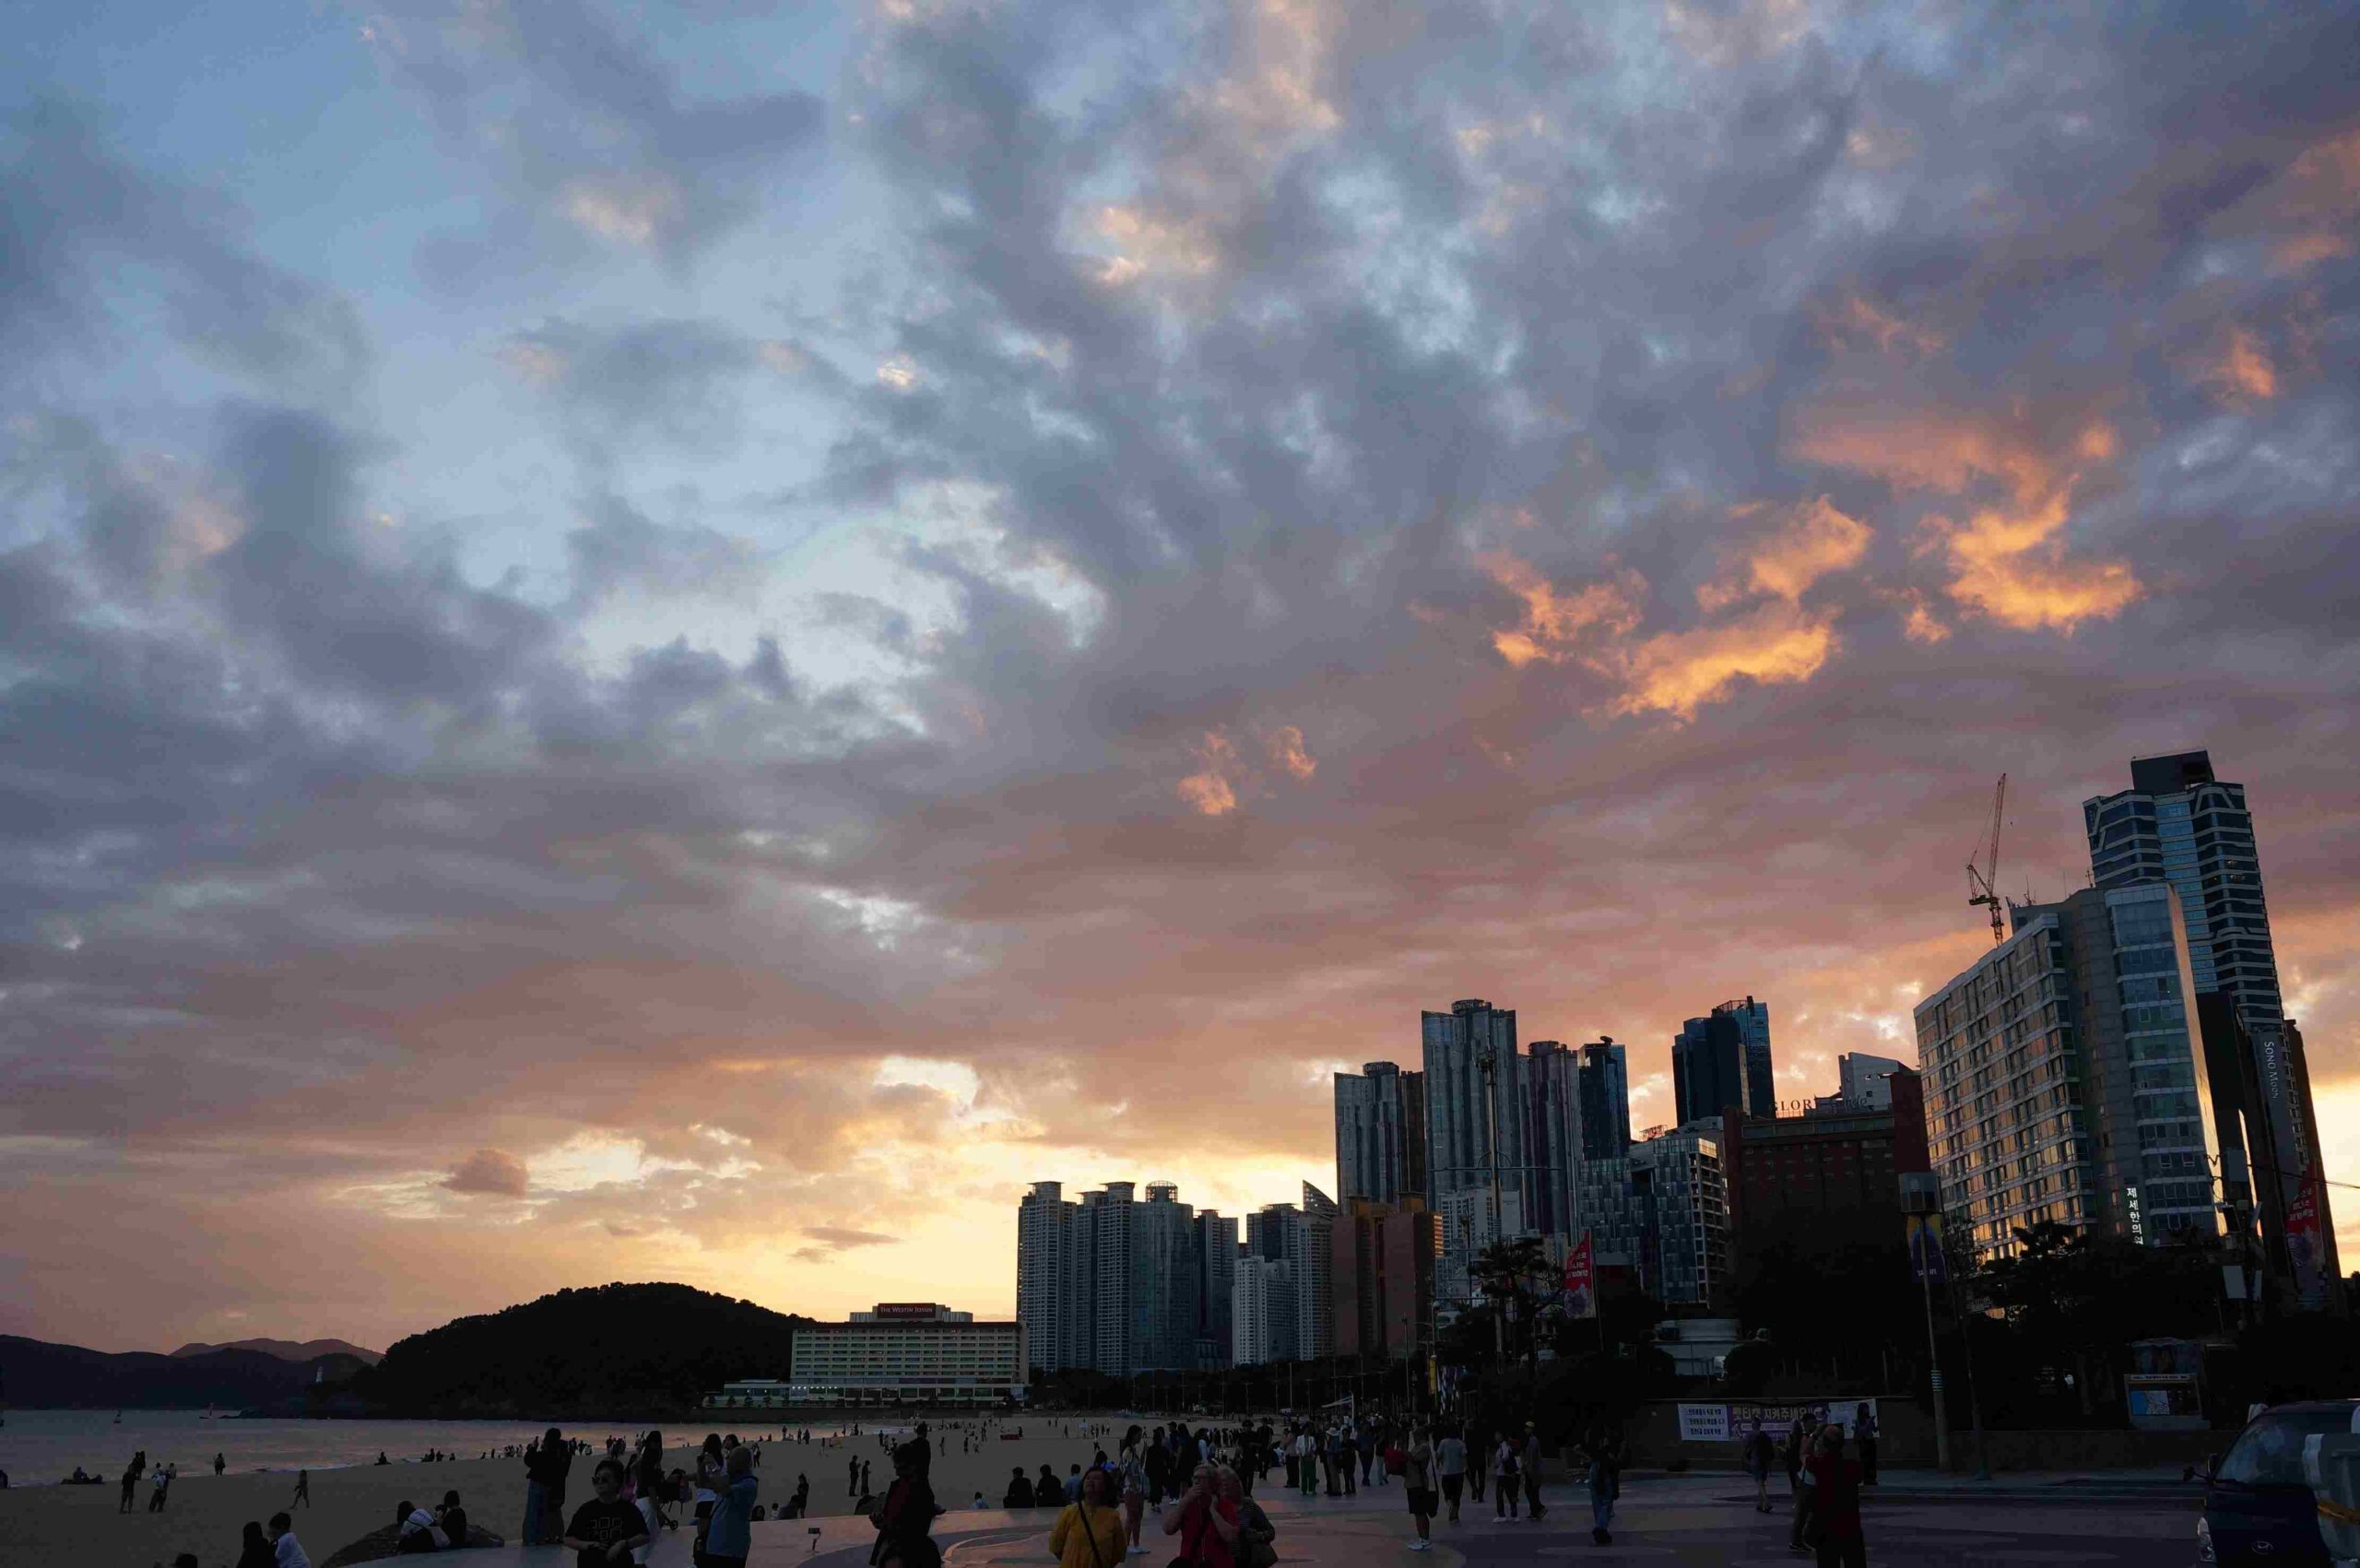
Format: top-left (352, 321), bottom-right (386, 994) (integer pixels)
top-left (5, 0), bottom-right (2357, 1353)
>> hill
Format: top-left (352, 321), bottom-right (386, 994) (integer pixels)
top-left (171, 1337), bottom-right (383, 1365)
top-left (0, 1336), bottom-right (372, 1409)
top-left (349, 1282), bottom-right (809, 1418)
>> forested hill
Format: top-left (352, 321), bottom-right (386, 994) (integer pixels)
top-left (0, 1337), bottom-right (370, 1409)
top-left (351, 1282), bottom-right (809, 1418)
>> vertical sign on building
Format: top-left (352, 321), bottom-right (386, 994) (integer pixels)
top-left (1906, 1213), bottom-right (1947, 1285)
top-left (1563, 1231), bottom-right (1596, 1319)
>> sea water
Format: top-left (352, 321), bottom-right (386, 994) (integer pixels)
top-left (0, 1409), bottom-right (876, 1483)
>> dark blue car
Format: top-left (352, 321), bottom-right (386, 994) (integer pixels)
top-left (2200, 1400), bottom-right (2359, 1565)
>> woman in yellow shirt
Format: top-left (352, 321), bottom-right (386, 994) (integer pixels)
top-left (1048, 1467), bottom-right (1127, 1568)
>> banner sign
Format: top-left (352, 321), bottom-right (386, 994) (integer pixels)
top-left (1677, 1404), bottom-right (1729, 1443)
top-left (1563, 1231), bottom-right (1597, 1319)
top-left (1906, 1212), bottom-right (1948, 1285)
top-left (1678, 1400), bottom-right (1879, 1444)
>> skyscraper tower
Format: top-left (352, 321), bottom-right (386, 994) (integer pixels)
top-left (1334, 1061), bottom-right (1428, 1205)
top-left (1575, 1038), bottom-right (1632, 1159)
top-left (1421, 999), bottom-right (1526, 1214)
top-left (2085, 751), bottom-right (2282, 1023)
top-left (2084, 749), bottom-right (2337, 1303)
top-left (1523, 1041), bottom-right (1581, 1237)
top-left (1017, 1181), bottom-right (1080, 1372)
top-left (1672, 998), bottom-right (1774, 1124)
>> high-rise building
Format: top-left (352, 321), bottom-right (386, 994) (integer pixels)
top-left (2086, 750), bottom-right (2283, 1025)
top-left (1423, 999), bottom-right (1526, 1311)
top-left (1195, 1210), bottom-right (1238, 1369)
top-left (1130, 1183), bottom-right (1203, 1373)
top-left (1333, 1197), bottom-right (1441, 1362)
top-left (1016, 1182), bottom-right (1082, 1372)
top-left (1632, 1126), bottom-right (1729, 1307)
top-left (1334, 1062), bottom-right (1428, 1205)
top-left (1576, 1038), bottom-right (1633, 1160)
top-left (1672, 998), bottom-right (1775, 1124)
top-left (1018, 1179), bottom-right (1215, 1377)
top-left (1422, 999), bottom-right (1526, 1208)
top-left (1916, 883), bottom-right (2224, 1262)
top-left (1523, 1041), bottom-right (1582, 1239)
top-left (1232, 1256), bottom-right (1298, 1365)
top-left (2084, 749), bottom-right (2336, 1306)
top-left (1720, 997), bottom-right (1776, 1116)
top-left (1080, 1182), bottom-right (1133, 1375)
top-left (1245, 1185), bottom-right (1336, 1362)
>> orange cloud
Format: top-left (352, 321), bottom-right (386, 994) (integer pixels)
top-left (1794, 408), bottom-right (2142, 633)
top-left (1482, 548), bottom-right (1840, 722)
top-left (1176, 730), bottom-right (1243, 816)
top-left (1610, 603), bottom-right (1838, 720)
top-left (1699, 496), bottom-right (1871, 610)
top-left (2203, 326), bottom-right (2279, 404)
top-left (1479, 551), bottom-right (1645, 667)
top-left (1892, 587), bottom-right (1952, 644)
top-left (1264, 725), bottom-right (1316, 781)
top-left (1817, 293), bottom-right (1944, 358)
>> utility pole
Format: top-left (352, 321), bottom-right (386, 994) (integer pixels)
top-left (1477, 1044), bottom-right (1505, 1367)
top-left (1920, 1267), bottom-right (1951, 1472)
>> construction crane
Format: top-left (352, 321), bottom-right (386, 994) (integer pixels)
top-left (1965, 773), bottom-right (2008, 942)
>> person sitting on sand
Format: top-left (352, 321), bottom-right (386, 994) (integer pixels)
top-left (1034, 1465), bottom-right (1062, 1508)
top-left (236, 1520), bottom-right (276, 1568)
top-left (1003, 1468), bottom-right (1032, 1508)
top-left (395, 1496), bottom-right (442, 1553)
top-left (268, 1511), bottom-right (313, 1568)
top-left (436, 1489), bottom-right (468, 1549)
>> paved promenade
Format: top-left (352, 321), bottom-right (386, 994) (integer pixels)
top-left (456, 1468), bottom-right (2207, 1567)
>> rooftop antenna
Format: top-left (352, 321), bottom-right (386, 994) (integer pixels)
top-left (1965, 772), bottom-right (2008, 943)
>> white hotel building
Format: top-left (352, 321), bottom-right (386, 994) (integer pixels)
top-left (779, 1303), bottom-right (1027, 1408)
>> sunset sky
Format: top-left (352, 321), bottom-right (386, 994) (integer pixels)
top-left (5, 1), bottom-right (2358, 1355)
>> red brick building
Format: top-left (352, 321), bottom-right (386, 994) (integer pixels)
top-left (1332, 1197), bottom-right (1440, 1362)
top-left (1720, 1067), bottom-right (1931, 1274)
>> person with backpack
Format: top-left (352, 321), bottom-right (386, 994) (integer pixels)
top-left (1491, 1431), bottom-right (1521, 1520)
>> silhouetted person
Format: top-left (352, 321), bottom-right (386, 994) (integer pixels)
top-left (291, 1468), bottom-right (311, 1508)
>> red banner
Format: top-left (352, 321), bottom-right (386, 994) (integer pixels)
top-left (1563, 1232), bottom-right (1596, 1319)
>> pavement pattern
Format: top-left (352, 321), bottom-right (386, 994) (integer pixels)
top-left (456, 1469), bottom-right (2208, 1567)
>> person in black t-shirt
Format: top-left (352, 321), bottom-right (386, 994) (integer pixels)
top-left (563, 1459), bottom-right (650, 1567)
top-left (436, 1490), bottom-right (468, 1548)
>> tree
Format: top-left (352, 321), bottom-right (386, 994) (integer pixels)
top-left (1469, 1238), bottom-right (1561, 1372)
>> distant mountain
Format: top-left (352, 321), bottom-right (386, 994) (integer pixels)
top-left (351, 1281), bottom-right (810, 1418)
top-left (171, 1337), bottom-right (383, 1365)
top-left (0, 1336), bottom-right (372, 1410)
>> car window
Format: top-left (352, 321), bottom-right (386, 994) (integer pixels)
top-left (2217, 1410), bottom-right (2356, 1486)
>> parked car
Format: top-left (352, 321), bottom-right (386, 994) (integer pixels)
top-left (2200, 1399), bottom-right (2359, 1564)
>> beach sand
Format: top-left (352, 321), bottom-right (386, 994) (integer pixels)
top-left (0, 1420), bottom-right (1132, 1568)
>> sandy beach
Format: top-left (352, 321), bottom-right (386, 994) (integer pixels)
top-left (0, 1421), bottom-right (1133, 1568)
